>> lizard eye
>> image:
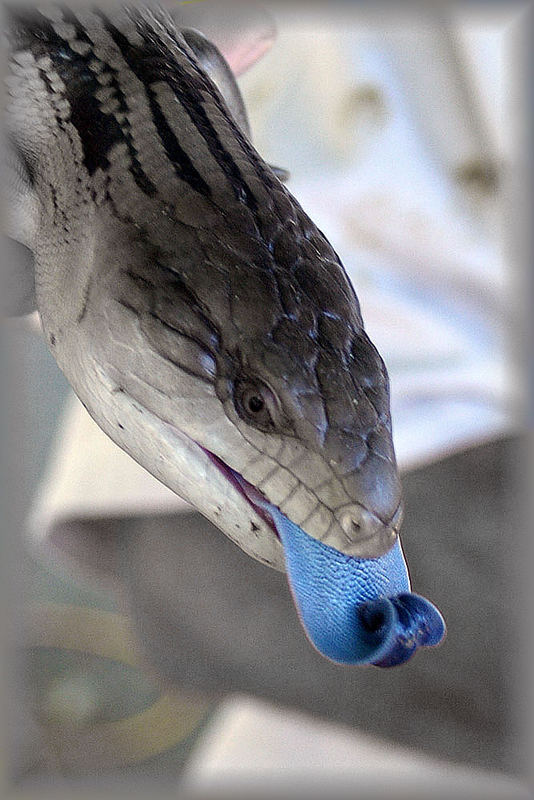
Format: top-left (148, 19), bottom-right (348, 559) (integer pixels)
top-left (235, 380), bottom-right (278, 431)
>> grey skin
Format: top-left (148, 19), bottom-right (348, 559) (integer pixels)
top-left (4, 5), bottom-right (403, 570)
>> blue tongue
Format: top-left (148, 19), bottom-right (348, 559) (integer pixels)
top-left (267, 505), bottom-right (446, 666)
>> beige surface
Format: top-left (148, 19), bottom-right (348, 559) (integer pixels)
top-left (181, 695), bottom-right (529, 799)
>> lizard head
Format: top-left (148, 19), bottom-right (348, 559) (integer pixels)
top-left (95, 189), bottom-right (403, 565)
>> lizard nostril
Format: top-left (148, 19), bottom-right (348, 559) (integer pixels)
top-left (340, 515), bottom-right (360, 539)
top-left (340, 507), bottom-right (381, 542)
top-left (337, 506), bottom-right (398, 557)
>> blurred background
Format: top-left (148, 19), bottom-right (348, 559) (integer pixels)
top-left (2, 1), bottom-right (530, 797)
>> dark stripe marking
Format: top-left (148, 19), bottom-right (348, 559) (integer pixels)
top-left (99, 12), bottom-right (258, 210)
top-left (9, 8), bottom-right (157, 194)
top-left (95, 12), bottom-right (214, 198)
top-left (163, 22), bottom-right (282, 195)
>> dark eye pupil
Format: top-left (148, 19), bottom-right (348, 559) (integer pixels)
top-left (247, 394), bottom-right (264, 413)
top-left (235, 380), bottom-right (275, 428)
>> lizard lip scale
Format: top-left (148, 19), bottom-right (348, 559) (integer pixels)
top-left (205, 451), bottom-right (446, 666)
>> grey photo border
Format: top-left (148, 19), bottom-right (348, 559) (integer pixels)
top-left (1, 1), bottom-right (532, 798)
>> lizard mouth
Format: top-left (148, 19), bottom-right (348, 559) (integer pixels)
top-left (202, 447), bottom-right (403, 555)
top-left (118, 410), bottom-right (445, 668)
top-left (200, 447), bottom-right (446, 668)
top-left (71, 388), bottom-right (445, 668)
top-left (202, 449), bottom-right (280, 537)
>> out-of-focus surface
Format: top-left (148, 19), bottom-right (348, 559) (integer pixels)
top-left (3, 1), bottom-right (529, 794)
top-left (180, 695), bottom-right (529, 799)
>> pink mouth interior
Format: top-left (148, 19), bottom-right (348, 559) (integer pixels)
top-left (202, 448), bottom-right (280, 537)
